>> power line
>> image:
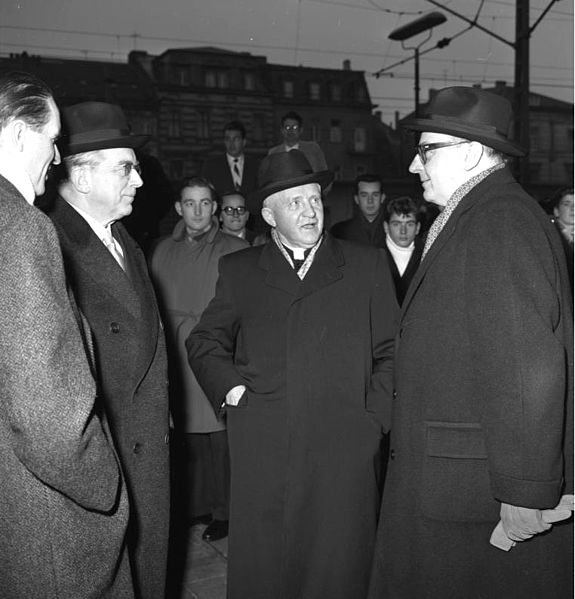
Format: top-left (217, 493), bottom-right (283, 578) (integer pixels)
top-left (1, 28), bottom-right (572, 73)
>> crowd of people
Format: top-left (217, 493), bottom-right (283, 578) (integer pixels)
top-left (0, 69), bottom-right (572, 599)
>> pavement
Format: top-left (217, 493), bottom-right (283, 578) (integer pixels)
top-left (167, 522), bottom-right (228, 599)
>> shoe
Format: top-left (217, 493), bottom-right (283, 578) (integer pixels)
top-left (202, 519), bottom-right (229, 542)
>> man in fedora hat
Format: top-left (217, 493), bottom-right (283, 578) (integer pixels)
top-left (368, 86), bottom-right (573, 599)
top-left (0, 72), bottom-right (134, 599)
top-left (186, 150), bottom-right (397, 599)
top-left (187, 149), bottom-right (398, 599)
top-left (48, 102), bottom-right (170, 599)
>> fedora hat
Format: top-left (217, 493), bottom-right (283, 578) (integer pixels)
top-left (60, 101), bottom-right (150, 156)
top-left (403, 86), bottom-right (525, 157)
top-left (252, 150), bottom-right (334, 205)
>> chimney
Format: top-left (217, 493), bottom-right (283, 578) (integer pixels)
top-left (495, 80), bottom-right (507, 91)
top-left (343, 59), bottom-right (351, 71)
top-left (374, 110), bottom-right (382, 120)
top-left (429, 88), bottom-right (438, 102)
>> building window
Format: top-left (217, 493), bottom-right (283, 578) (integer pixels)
top-left (333, 165), bottom-right (342, 181)
top-left (177, 67), bottom-right (190, 86)
top-left (169, 159), bottom-right (184, 181)
top-left (217, 71), bottom-right (229, 89)
top-left (197, 112), bottom-right (211, 140)
top-left (330, 120), bottom-right (342, 143)
top-left (354, 127), bottom-right (366, 152)
top-left (167, 110), bottom-right (182, 139)
top-left (244, 73), bottom-right (256, 91)
top-left (309, 82), bottom-right (321, 101)
top-left (356, 164), bottom-right (367, 177)
top-left (357, 85), bottom-right (367, 102)
top-left (205, 71), bottom-right (216, 88)
top-left (311, 120), bottom-right (321, 143)
top-left (283, 80), bottom-right (294, 98)
top-left (330, 84), bottom-right (342, 102)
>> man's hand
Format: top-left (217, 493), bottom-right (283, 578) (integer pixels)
top-left (226, 385), bottom-right (246, 406)
top-left (500, 503), bottom-right (551, 542)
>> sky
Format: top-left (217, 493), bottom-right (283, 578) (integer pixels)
top-left (1, 0), bottom-right (573, 125)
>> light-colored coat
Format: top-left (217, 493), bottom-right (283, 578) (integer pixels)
top-left (0, 175), bottom-right (133, 599)
top-left (48, 195), bottom-right (170, 599)
top-left (150, 220), bottom-right (248, 433)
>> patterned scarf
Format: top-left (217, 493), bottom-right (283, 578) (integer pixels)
top-left (422, 162), bottom-right (505, 259)
top-left (271, 228), bottom-right (323, 280)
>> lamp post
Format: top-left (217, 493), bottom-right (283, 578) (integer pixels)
top-left (389, 12), bottom-right (447, 117)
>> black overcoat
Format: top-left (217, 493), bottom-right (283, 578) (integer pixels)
top-left (369, 167), bottom-right (574, 599)
top-left (187, 234), bottom-right (398, 599)
top-left (49, 196), bottom-right (170, 599)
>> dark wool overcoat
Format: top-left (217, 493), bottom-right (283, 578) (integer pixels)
top-left (49, 195), bottom-right (170, 599)
top-left (368, 167), bottom-right (574, 599)
top-left (0, 175), bottom-right (133, 598)
top-left (187, 234), bottom-right (398, 599)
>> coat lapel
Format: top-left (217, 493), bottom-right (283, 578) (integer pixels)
top-left (51, 197), bottom-right (142, 319)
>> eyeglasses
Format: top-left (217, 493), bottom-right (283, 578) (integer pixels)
top-left (118, 162), bottom-right (142, 177)
top-left (415, 141), bottom-right (469, 165)
top-left (283, 124), bottom-right (301, 131)
top-left (222, 206), bottom-right (247, 216)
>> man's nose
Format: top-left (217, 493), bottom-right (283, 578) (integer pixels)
top-left (130, 169), bottom-right (143, 188)
top-left (408, 155), bottom-right (422, 174)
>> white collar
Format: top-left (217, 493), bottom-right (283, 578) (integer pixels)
top-left (0, 151), bottom-right (35, 205)
top-left (66, 201), bottom-right (116, 245)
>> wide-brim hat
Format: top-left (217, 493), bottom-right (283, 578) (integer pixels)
top-left (252, 150), bottom-right (334, 205)
top-left (403, 86), bottom-right (525, 157)
top-left (60, 101), bottom-right (150, 156)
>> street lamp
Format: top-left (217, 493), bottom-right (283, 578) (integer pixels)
top-left (388, 12), bottom-right (447, 117)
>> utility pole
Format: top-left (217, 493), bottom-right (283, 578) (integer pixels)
top-left (515, 0), bottom-right (530, 186)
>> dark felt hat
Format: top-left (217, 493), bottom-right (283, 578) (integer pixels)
top-left (252, 150), bottom-right (334, 205)
top-left (60, 101), bottom-right (150, 156)
top-left (403, 86), bottom-right (525, 157)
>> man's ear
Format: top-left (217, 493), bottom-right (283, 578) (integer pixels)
top-left (174, 201), bottom-right (183, 217)
top-left (464, 142), bottom-right (484, 171)
top-left (383, 221), bottom-right (390, 236)
top-left (353, 195), bottom-right (359, 206)
top-left (262, 206), bottom-right (276, 228)
top-left (72, 165), bottom-right (91, 194)
top-left (8, 119), bottom-right (27, 152)
top-left (211, 201), bottom-right (217, 216)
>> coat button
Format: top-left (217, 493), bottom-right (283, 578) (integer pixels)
top-left (390, 449), bottom-right (396, 460)
top-left (392, 390), bottom-right (397, 399)
top-left (110, 322), bottom-right (120, 334)
top-left (133, 442), bottom-right (142, 454)
top-left (164, 432), bottom-right (170, 445)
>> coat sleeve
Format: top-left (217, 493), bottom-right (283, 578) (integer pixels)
top-left (464, 198), bottom-right (571, 509)
top-left (365, 250), bottom-right (400, 432)
top-left (0, 210), bottom-right (121, 512)
top-left (186, 256), bottom-right (245, 411)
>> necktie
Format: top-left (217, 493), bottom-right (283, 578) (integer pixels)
top-left (233, 158), bottom-right (241, 190)
top-left (103, 234), bottom-right (125, 271)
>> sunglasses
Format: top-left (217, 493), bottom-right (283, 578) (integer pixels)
top-left (222, 206), bottom-right (247, 216)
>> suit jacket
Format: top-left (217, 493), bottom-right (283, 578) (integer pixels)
top-left (201, 153), bottom-right (265, 230)
top-left (382, 236), bottom-right (423, 305)
top-left (49, 196), bottom-right (170, 599)
top-left (268, 140), bottom-right (328, 173)
top-left (369, 167), bottom-right (574, 599)
top-left (187, 235), bottom-right (398, 599)
top-left (0, 175), bottom-right (133, 599)
top-left (330, 210), bottom-right (387, 248)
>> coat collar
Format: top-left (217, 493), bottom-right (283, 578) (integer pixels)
top-left (258, 231), bottom-right (344, 299)
top-left (51, 195), bottom-right (142, 317)
top-left (401, 167), bottom-right (514, 316)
